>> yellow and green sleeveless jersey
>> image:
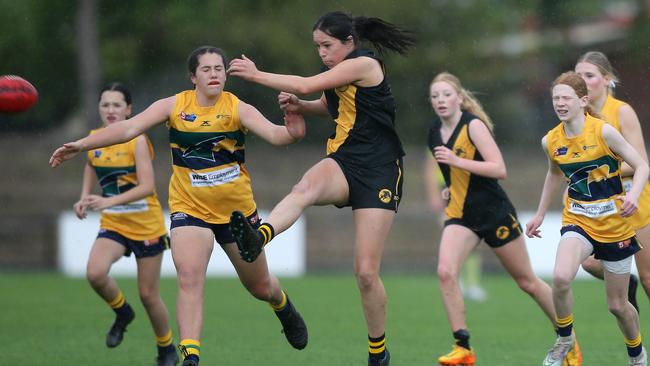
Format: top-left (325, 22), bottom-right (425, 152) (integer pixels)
top-left (546, 114), bottom-right (634, 242)
top-left (87, 131), bottom-right (166, 240)
top-left (167, 90), bottom-right (255, 224)
top-left (600, 94), bottom-right (650, 230)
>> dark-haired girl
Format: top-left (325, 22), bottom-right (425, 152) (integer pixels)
top-left (51, 47), bottom-right (308, 366)
top-left (227, 11), bottom-right (415, 366)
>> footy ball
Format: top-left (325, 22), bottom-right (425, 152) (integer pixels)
top-left (0, 75), bottom-right (38, 113)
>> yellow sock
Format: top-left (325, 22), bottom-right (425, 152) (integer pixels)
top-left (270, 290), bottom-right (287, 311)
top-left (156, 330), bottom-right (173, 347)
top-left (179, 339), bottom-right (200, 359)
top-left (108, 291), bottom-right (125, 309)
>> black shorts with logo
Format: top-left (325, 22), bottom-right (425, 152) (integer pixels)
top-left (169, 211), bottom-right (261, 245)
top-left (445, 208), bottom-right (522, 248)
top-left (328, 155), bottom-right (403, 212)
top-left (97, 229), bottom-right (169, 258)
top-left (561, 224), bottom-right (640, 261)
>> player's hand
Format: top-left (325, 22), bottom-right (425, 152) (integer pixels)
top-left (525, 215), bottom-right (544, 238)
top-left (618, 194), bottom-right (638, 217)
top-left (278, 92), bottom-right (301, 112)
top-left (73, 199), bottom-right (87, 219)
top-left (284, 111), bottom-right (306, 141)
top-left (50, 141), bottom-right (82, 167)
top-left (433, 145), bottom-right (460, 166)
top-left (227, 54), bottom-right (259, 81)
top-left (83, 194), bottom-right (112, 211)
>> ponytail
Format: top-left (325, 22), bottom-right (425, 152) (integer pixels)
top-left (313, 11), bottom-right (415, 55)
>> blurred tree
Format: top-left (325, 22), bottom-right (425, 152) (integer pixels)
top-left (77, 0), bottom-right (101, 131)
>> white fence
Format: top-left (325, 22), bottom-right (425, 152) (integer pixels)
top-left (58, 210), bottom-right (305, 277)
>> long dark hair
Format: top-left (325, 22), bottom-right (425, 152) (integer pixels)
top-left (187, 46), bottom-right (228, 76)
top-left (313, 11), bottom-right (415, 55)
top-left (99, 82), bottom-right (132, 105)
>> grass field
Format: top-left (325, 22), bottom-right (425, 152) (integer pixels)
top-left (1, 273), bottom-right (647, 365)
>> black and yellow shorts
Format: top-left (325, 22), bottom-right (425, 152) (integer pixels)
top-left (445, 209), bottom-right (522, 248)
top-left (169, 211), bottom-right (261, 245)
top-left (97, 229), bottom-right (169, 258)
top-left (328, 155), bottom-right (403, 212)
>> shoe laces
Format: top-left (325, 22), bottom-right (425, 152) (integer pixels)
top-left (547, 336), bottom-right (573, 361)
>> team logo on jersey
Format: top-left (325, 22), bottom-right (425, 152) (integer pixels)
top-left (93, 150), bottom-right (102, 158)
top-left (496, 226), bottom-right (510, 240)
top-left (454, 147), bottom-right (467, 158)
top-left (554, 146), bottom-right (568, 156)
top-left (182, 135), bottom-right (227, 162)
top-left (378, 189), bottom-right (392, 204)
top-left (180, 112), bottom-right (197, 122)
top-left (566, 158), bottom-right (619, 198)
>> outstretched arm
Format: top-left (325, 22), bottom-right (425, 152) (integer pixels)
top-left (238, 101), bottom-right (305, 146)
top-left (526, 136), bottom-right (564, 238)
top-left (50, 97), bottom-right (175, 167)
top-left (278, 92), bottom-right (330, 117)
top-left (228, 54), bottom-right (374, 94)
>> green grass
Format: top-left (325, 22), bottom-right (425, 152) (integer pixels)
top-left (0, 273), bottom-right (647, 365)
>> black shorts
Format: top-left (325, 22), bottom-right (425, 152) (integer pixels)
top-left (328, 156), bottom-right (403, 212)
top-left (561, 225), bottom-right (640, 261)
top-left (97, 229), bottom-right (169, 258)
top-left (169, 211), bottom-right (261, 245)
top-left (445, 211), bottom-right (522, 248)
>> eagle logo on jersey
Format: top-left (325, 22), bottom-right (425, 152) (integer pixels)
top-left (182, 135), bottom-right (227, 162)
top-left (378, 189), bottom-right (392, 204)
top-left (454, 147), bottom-right (467, 158)
top-left (566, 158), bottom-right (620, 199)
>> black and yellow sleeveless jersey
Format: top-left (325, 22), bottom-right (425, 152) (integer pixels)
top-left (546, 114), bottom-right (634, 242)
top-left (427, 112), bottom-right (514, 224)
top-left (167, 90), bottom-right (255, 224)
top-left (600, 94), bottom-right (650, 230)
top-left (86, 131), bottom-right (166, 241)
top-left (323, 48), bottom-right (404, 167)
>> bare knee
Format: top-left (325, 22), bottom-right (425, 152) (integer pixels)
top-left (356, 269), bottom-right (380, 292)
top-left (138, 286), bottom-right (161, 309)
top-left (288, 181), bottom-right (316, 206)
top-left (514, 276), bottom-right (538, 295)
top-left (437, 263), bottom-right (459, 287)
top-left (176, 265), bottom-right (204, 292)
top-left (607, 299), bottom-right (628, 318)
top-left (552, 272), bottom-right (573, 293)
top-left (244, 277), bottom-right (273, 301)
top-left (86, 266), bottom-right (109, 288)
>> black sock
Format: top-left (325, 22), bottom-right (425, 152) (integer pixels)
top-left (453, 329), bottom-right (470, 350)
